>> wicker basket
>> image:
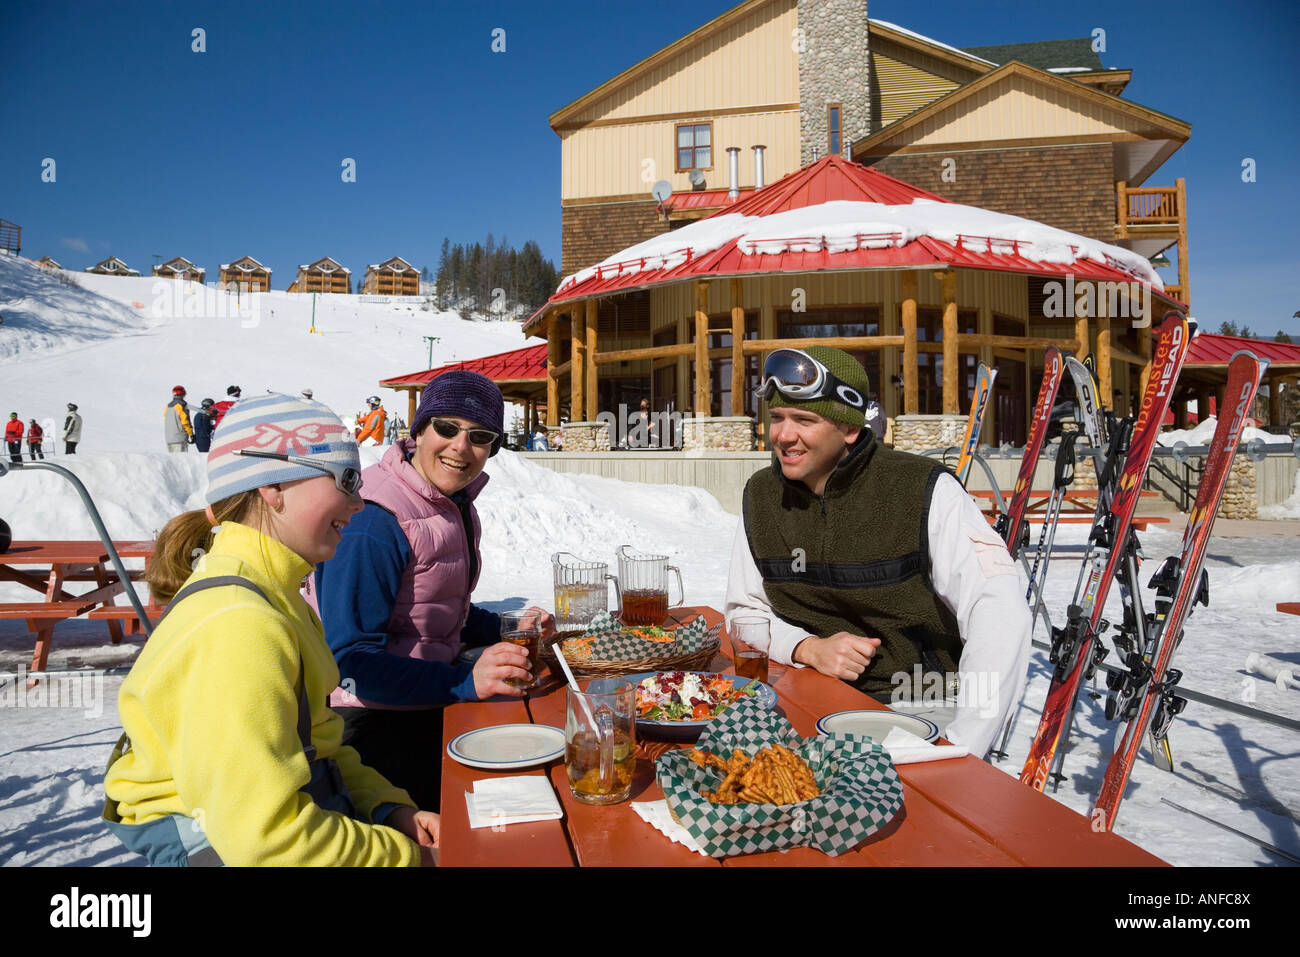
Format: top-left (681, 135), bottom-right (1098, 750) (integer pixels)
top-left (542, 622), bottom-right (722, 680)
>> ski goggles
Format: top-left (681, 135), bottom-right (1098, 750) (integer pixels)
top-left (236, 449), bottom-right (364, 495)
top-left (756, 348), bottom-right (866, 410)
top-left (429, 417), bottom-right (499, 447)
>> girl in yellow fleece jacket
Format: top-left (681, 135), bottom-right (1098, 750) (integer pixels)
top-left (104, 393), bottom-right (438, 866)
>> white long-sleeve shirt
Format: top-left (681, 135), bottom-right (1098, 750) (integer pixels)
top-left (724, 471), bottom-right (1031, 757)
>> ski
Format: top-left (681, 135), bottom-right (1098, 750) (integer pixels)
top-left (1064, 355), bottom-right (1106, 451)
top-left (996, 347), bottom-right (1063, 559)
top-left (1091, 350), bottom-right (1268, 829)
top-left (1020, 314), bottom-right (1192, 791)
top-left (955, 362), bottom-right (997, 486)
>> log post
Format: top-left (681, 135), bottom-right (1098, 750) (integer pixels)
top-left (546, 314), bottom-right (560, 426)
top-left (1139, 323), bottom-right (1153, 403)
top-left (407, 389), bottom-right (417, 429)
top-left (1269, 375), bottom-right (1281, 427)
top-left (571, 308), bottom-right (585, 423)
top-left (1097, 309), bottom-right (1112, 411)
top-left (695, 281), bottom-right (710, 417)
top-left (585, 298), bottom-right (599, 421)
top-left (941, 271), bottom-right (958, 414)
top-left (901, 271), bottom-right (918, 415)
top-left (730, 277), bottom-right (745, 416)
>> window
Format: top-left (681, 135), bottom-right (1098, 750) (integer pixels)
top-left (676, 123), bottom-right (712, 171)
top-left (828, 104), bottom-right (842, 157)
top-left (914, 308), bottom-right (978, 415)
top-left (690, 313), bottom-right (760, 417)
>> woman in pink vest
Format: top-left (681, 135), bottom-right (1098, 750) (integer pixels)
top-left (308, 371), bottom-right (553, 810)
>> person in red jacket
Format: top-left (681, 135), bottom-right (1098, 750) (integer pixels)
top-left (354, 396), bottom-right (387, 445)
top-left (6, 413), bottom-right (24, 464)
top-left (27, 419), bottom-right (45, 460)
top-left (211, 385), bottom-right (241, 427)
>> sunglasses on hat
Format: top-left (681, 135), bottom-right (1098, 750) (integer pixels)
top-left (236, 449), bottom-right (363, 495)
top-left (429, 417), bottom-right (498, 447)
top-left (757, 348), bottom-right (866, 410)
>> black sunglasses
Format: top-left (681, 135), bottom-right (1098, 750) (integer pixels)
top-left (236, 449), bottom-right (363, 495)
top-left (429, 417), bottom-right (498, 447)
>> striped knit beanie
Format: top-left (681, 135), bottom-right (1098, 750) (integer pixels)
top-left (205, 393), bottom-right (359, 504)
top-left (765, 345), bottom-right (870, 428)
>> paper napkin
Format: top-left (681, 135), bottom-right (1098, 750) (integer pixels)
top-left (464, 776), bottom-right (565, 829)
top-left (881, 727), bottom-right (969, 764)
top-left (632, 800), bottom-right (709, 856)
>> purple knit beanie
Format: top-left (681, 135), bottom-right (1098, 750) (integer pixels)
top-left (412, 370), bottom-right (505, 456)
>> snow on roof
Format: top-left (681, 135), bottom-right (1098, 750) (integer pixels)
top-left (1048, 66), bottom-right (1093, 73)
top-left (870, 19), bottom-right (996, 66)
top-left (556, 196), bottom-right (1161, 295)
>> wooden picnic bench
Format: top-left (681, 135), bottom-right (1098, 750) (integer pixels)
top-left (969, 489), bottom-right (1170, 528)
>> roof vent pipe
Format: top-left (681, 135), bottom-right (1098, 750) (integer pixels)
top-left (727, 147), bottom-right (740, 199)
top-left (752, 145), bottom-right (766, 189)
top-left (812, 145), bottom-right (820, 163)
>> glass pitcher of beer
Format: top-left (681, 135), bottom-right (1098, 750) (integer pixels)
top-left (565, 679), bottom-right (636, 805)
top-left (552, 552), bottom-right (620, 631)
top-left (615, 544), bottom-right (684, 626)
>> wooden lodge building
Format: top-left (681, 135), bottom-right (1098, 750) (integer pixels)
top-left (219, 256), bottom-right (272, 292)
top-left (363, 256), bottom-right (420, 296)
top-left (152, 256), bottom-right (205, 282)
top-left (35, 256), bottom-right (62, 270)
top-left (530, 0), bottom-right (1197, 452)
top-left (288, 256), bottom-right (351, 294)
top-left (85, 256), bottom-right (140, 277)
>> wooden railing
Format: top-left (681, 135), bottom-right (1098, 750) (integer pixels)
top-left (1116, 182), bottom-right (1181, 230)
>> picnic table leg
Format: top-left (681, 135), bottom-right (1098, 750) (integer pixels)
top-left (27, 621), bottom-right (55, 689)
top-left (93, 562), bottom-right (125, 645)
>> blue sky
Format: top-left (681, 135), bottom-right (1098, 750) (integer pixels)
top-left (3, 0), bottom-right (1297, 335)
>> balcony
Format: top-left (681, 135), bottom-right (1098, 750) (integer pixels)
top-left (1113, 178), bottom-right (1188, 305)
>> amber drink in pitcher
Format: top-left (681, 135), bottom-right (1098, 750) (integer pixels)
top-left (615, 545), bottom-right (683, 626)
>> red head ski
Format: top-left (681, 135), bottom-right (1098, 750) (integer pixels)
top-left (1091, 349), bottom-right (1268, 829)
top-left (997, 347), bottom-right (1063, 558)
top-left (1020, 314), bottom-right (1191, 791)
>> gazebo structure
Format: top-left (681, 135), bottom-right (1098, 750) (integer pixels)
top-left (379, 344), bottom-right (549, 437)
top-left (219, 256), bottom-right (272, 292)
top-left (523, 155), bottom-right (1185, 452)
top-left (363, 257), bottom-right (420, 296)
top-left (288, 256), bottom-right (350, 293)
top-left (85, 256), bottom-right (140, 277)
top-left (152, 256), bottom-right (205, 282)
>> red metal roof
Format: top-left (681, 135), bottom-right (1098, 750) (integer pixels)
top-left (379, 344), bottom-right (548, 389)
top-left (1185, 332), bottom-right (1300, 367)
top-left (526, 155), bottom-right (1180, 333)
top-left (669, 187), bottom-right (755, 211)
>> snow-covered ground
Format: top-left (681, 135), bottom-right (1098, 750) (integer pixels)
top-left (1, 253), bottom-right (1297, 867)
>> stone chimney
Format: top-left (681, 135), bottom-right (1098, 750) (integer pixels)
top-left (797, 0), bottom-right (872, 166)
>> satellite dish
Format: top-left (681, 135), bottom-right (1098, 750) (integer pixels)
top-left (1171, 441), bottom-right (1190, 464)
top-left (688, 169), bottom-right (705, 188)
top-left (1246, 437), bottom-right (1267, 462)
top-left (651, 180), bottom-right (672, 203)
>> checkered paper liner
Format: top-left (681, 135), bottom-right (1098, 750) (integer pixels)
top-left (655, 696), bottom-right (904, 858)
top-left (569, 611), bottom-right (720, 661)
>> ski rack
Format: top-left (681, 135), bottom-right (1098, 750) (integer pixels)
top-left (0, 460), bottom-right (154, 637)
top-left (919, 446), bottom-right (1008, 514)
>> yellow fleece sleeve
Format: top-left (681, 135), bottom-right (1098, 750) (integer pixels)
top-left (145, 598), bottom-right (419, 866)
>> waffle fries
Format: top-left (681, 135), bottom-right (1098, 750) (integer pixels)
top-left (691, 745), bottom-right (820, 805)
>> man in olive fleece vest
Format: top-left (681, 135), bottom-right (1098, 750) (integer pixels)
top-left (724, 346), bottom-right (1031, 757)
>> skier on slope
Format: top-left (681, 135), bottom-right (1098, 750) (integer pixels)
top-left (164, 387), bottom-right (194, 452)
top-left (27, 419), bottom-right (45, 460)
top-left (193, 398), bottom-right (216, 453)
top-left (63, 403), bottom-right (82, 454)
top-left (354, 395), bottom-right (387, 445)
top-left (212, 385), bottom-right (241, 427)
top-left (5, 413), bottom-right (23, 464)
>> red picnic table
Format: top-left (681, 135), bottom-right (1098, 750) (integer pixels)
top-left (970, 489), bottom-right (1169, 528)
top-left (0, 540), bottom-right (156, 677)
top-left (1278, 603), bottom-right (1300, 616)
top-left (439, 607), bottom-right (1165, 867)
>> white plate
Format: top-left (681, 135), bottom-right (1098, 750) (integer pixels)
top-left (816, 710), bottom-right (941, 743)
top-left (447, 724), bottom-right (566, 770)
